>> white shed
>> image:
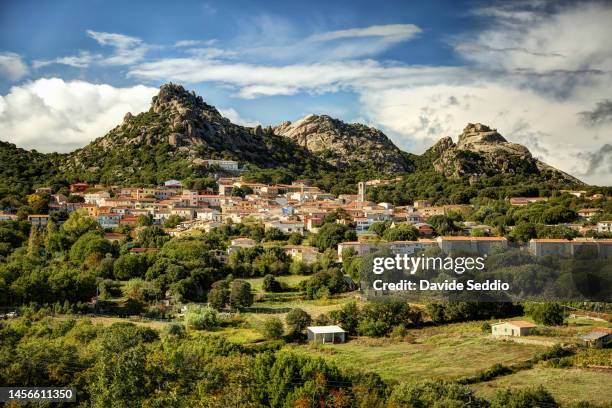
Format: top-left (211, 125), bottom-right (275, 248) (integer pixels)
top-left (491, 320), bottom-right (536, 337)
top-left (307, 325), bottom-right (346, 343)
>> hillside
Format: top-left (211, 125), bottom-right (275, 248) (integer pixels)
top-left (427, 123), bottom-right (581, 184)
top-left (0, 84), bottom-right (586, 201)
top-left (274, 114), bottom-right (410, 173)
top-left (60, 83), bottom-right (331, 185)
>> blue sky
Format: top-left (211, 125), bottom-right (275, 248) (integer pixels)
top-left (1, 0), bottom-right (611, 184)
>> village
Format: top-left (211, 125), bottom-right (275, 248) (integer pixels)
top-left (2, 157), bottom-right (610, 263)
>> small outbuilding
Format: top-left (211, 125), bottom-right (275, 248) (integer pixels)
top-left (491, 320), bottom-right (537, 337)
top-left (580, 329), bottom-right (612, 348)
top-left (307, 325), bottom-right (346, 343)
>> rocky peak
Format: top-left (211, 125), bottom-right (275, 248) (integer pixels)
top-left (150, 83), bottom-right (222, 121)
top-left (457, 123), bottom-right (508, 148)
top-left (427, 136), bottom-right (455, 156)
top-left (274, 114), bottom-right (409, 172)
top-left (430, 123), bottom-right (580, 183)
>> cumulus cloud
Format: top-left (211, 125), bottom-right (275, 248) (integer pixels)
top-left (0, 78), bottom-right (156, 152)
top-left (0, 52), bottom-right (29, 81)
top-left (218, 107), bottom-right (260, 127)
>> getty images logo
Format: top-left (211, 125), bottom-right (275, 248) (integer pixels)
top-left (372, 254), bottom-right (487, 275)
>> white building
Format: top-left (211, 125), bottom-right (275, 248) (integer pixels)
top-left (307, 325), bottom-right (346, 343)
top-left (204, 159), bottom-right (239, 172)
top-left (491, 321), bottom-right (536, 337)
top-left (598, 221), bottom-right (612, 233)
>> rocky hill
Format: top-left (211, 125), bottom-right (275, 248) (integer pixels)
top-left (0, 84), bottom-right (585, 196)
top-left (274, 114), bottom-right (409, 173)
top-left (428, 123), bottom-right (581, 183)
top-left (61, 84), bottom-right (331, 184)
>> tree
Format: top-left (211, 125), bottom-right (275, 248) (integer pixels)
top-left (61, 210), bottom-right (100, 243)
top-left (137, 214), bottom-right (153, 227)
top-left (184, 305), bottom-right (218, 330)
top-left (511, 222), bottom-right (537, 243)
top-left (229, 280), bottom-right (253, 310)
top-left (368, 221), bottom-right (390, 237)
top-left (26, 193), bottom-right (49, 214)
top-left (388, 379), bottom-right (486, 407)
top-left (113, 254), bottom-right (148, 280)
top-left (524, 302), bottom-right (565, 326)
top-left (287, 232), bottom-right (302, 245)
top-left (330, 301), bottom-right (360, 334)
top-left (69, 231), bottom-right (112, 264)
top-left (208, 280), bottom-right (230, 310)
top-left (136, 226), bottom-right (168, 248)
top-left (314, 223), bottom-right (354, 251)
top-left (382, 223), bottom-right (418, 241)
top-left (163, 214), bottom-right (182, 228)
top-left (264, 227), bottom-right (286, 242)
top-left (285, 308), bottom-right (311, 336)
top-left (262, 274), bottom-right (282, 292)
top-left (490, 386), bottom-right (558, 408)
top-left (261, 316), bottom-right (284, 339)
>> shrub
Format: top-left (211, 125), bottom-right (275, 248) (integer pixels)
top-left (285, 308), bottom-right (311, 336)
top-left (524, 302), bottom-right (565, 326)
top-left (490, 386), bottom-right (559, 408)
top-left (262, 274), bottom-right (282, 292)
top-left (229, 280), bottom-right (253, 310)
top-left (184, 305), bottom-right (218, 330)
top-left (261, 316), bottom-right (284, 340)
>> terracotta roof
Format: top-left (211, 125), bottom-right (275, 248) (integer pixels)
top-left (493, 320), bottom-right (536, 328)
top-left (438, 236), bottom-right (506, 241)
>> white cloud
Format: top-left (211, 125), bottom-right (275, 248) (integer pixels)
top-left (218, 107), bottom-right (260, 127)
top-left (174, 39), bottom-right (217, 47)
top-left (455, 3), bottom-right (612, 74)
top-left (33, 51), bottom-right (97, 69)
top-left (0, 52), bottom-right (29, 81)
top-left (309, 24), bottom-right (421, 42)
top-left (86, 30), bottom-right (148, 65)
top-left (0, 78), bottom-right (157, 152)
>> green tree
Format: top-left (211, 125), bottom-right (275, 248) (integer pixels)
top-left (208, 279), bottom-right (230, 310)
top-left (368, 221), bottom-right (391, 237)
top-left (285, 308), bottom-right (312, 336)
top-left (262, 274), bottom-right (282, 292)
top-left (524, 302), bottom-right (565, 326)
top-left (184, 305), bottom-right (218, 330)
top-left (261, 316), bottom-right (284, 339)
top-left (113, 254), bottom-right (148, 280)
top-left (229, 280), bottom-right (253, 310)
top-left (382, 223), bottom-right (418, 241)
top-left (511, 222), bottom-right (537, 243)
top-left (490, 386), bottom-right (558, 408)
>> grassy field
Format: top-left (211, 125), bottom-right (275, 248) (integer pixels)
top-left (286, 320), bottom-right (546, 383)
top-left (471, 366), bottom-right (612, 405)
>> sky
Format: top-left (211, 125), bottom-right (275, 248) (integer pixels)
top-left (0, 0), bottom-right (611, 185)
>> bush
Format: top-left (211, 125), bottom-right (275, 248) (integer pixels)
top-left (184, 305), bottom-right (218, 330)
top-left (261, 316), bottom-right (284, 340)
top-left (285, 308), bottom-right (311, 336)
top-left (229, 280), bottom-right (253, 310)
top-left (481, 321), bottom-right (491, 333)
top-left (163, 323), bottom-right (186, 337)
top-left (524, 302), bottom-right (565, 326)
top-left (262, 274), bottom-right (282, 292)
top-left (490, 386), bottom-right (559, 408)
